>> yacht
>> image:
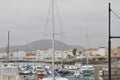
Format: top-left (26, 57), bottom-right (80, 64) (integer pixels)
top-left (0, 63), bottom-right (22, 80)
top-left (37, 0), bottom-right (69, 80)
top-left (80, 65), bottom-right (94, 75)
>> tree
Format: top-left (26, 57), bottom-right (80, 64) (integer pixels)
top-left (78, 50), bottom-right (82, 55)
top-left (2, 56), bottom-right (6, 59)
top-left (10, 52), bottom-right (14, 57)
top-left (67, 54), bottom-right (71, 60)
top-left (72, 48), bottom-right (77, 56)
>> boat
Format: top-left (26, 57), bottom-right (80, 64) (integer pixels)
top-left (36, 68), bottom-right (47, 79)
top-left (72, 65), bottom-right (94, 80)
top-left (20, 64), bottom-right (32, 75)
top-left (37, 0), bottom-right (69, 80)
top-left (80, 51), bottom-right (94, 75)
top-left (80, 65), bottom-right (94, 75)
top-left (32, 66), bottom-right (37, 74)
top-left (0, 31), bottom-right (22, 80)
top-left (72, 52), bottom-right (94, 80)
top-left (0, 63), bottom-right (22, 80)
top-left (41, 76), bottom-right (69, 80)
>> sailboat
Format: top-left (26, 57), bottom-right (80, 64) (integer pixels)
top-left (0, 31), bottom-right (22, 80)
top-left (80, 52), bottom-right (94, 75)
top-left (73, 53), bottom-right (94, 80)
top-left (37, 0), bottom-right (69, 80)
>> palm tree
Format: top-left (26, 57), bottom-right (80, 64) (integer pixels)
top-left (72, 48), bottom-right (77, 56)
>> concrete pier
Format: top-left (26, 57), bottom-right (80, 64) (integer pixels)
top-left (102, 62), bottom-right (120, 80)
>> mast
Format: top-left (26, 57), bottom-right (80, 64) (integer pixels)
top-left (7, 31), bottom-right (10, 63)
top-left (52, 0), bottom-right (55, 80)
top-left (86, 52), bottom-right (89, 65)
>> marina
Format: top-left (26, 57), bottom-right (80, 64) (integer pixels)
top-left (0, 59), bottom-right (120, 80)
top-left (0, 62), bottom-right (95, 80)
top-left (0, 0), bottom-right (120, 80)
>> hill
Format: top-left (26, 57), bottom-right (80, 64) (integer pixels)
top-left (0, 39), bottom-right (84, 52)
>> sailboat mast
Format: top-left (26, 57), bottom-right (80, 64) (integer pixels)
top-left (7, 31), bottom-right (10, 62)
top-left (52, 0), bottom-right (55, 80)
top-left (86, 52), bottom-right (89, 65)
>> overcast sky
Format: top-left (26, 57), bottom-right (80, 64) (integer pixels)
top-left (0, 0), bottom-right (120, 48)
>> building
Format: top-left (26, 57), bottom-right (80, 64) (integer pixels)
top-left (36, 50), bottom-right (46, 60)
top-left (97, 47), bottom-right (106, 56)
top-left (26, 51), bottom-right (36, 60)
top-left (0, 52), bottom-right (7, 59)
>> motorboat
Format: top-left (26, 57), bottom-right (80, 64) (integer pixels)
top-left (80, 65), bottom-right (94, 75)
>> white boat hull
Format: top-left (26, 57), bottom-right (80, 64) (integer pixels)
top-left (42, 77), bottom-right (68, 80)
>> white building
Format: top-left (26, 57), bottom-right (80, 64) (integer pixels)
top-left (45, 49), bottom-right (63, 59)
top-left (36, 50), bottom-right (46, 60)
top-left (63, 50), bottom-right (74, 59)
top-left (97, 47), bottom-right (106, 56)
top-left (54, 51), bottom-right (63, 59)
top-left (35, 49), bottom-right (66, 60)
top-left (17, 51), bottom-right (26, 60)
top-left (0, 52), bottom-right (6, 59)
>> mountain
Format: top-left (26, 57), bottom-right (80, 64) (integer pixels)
top-left (0, 39), bottom-right (84, 52)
